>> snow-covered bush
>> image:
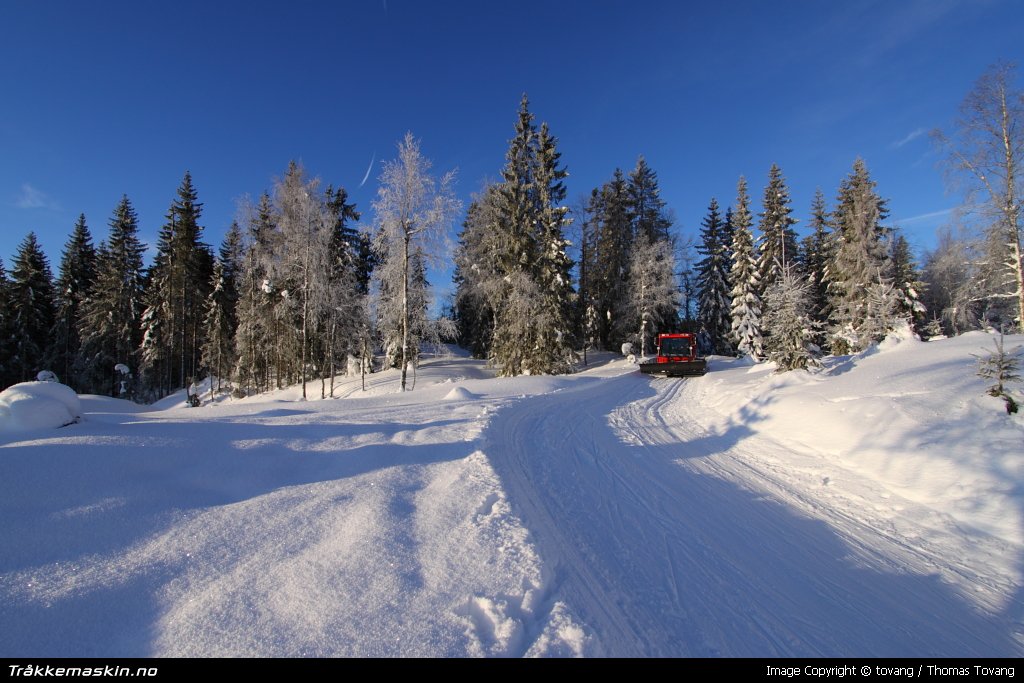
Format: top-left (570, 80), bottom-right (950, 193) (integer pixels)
top-left (0, 381), bottom-right (81, 433)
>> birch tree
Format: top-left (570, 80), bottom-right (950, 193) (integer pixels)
top-left (373, 133), bottom-right (460, 391)
top-left (933, 62), bottom-right (1024, 332)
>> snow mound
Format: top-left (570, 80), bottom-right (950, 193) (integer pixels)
top-left (444, 386), bottom-right (478, 401)
top-left (0, 381), bottom-right (81, 433)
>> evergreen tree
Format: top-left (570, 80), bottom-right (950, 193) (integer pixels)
top-left (200, 259), bottom-right (235, 398)
top-left (887, 232), bottom-right (927, 333)
top-left (757, 164), bottom-right (799, 292)
top-left (453, 184), bottom-right (501, 358)
top-left (587, 171), bottom-right (633, 348)
top-left (78, 196), bottom-right (146, 397)
top-left (696, 198), bottom-right (733, 354)
top-left (0, 260), bottom-right (12, 388)
top-left (218, 221), bottom-right (245, 340)
top-left (763, 268), bottom-right (820, 372)
top-left (50, 215), bottom-right (97, 390)
top-left (828, 158), bottom-right (891, 352)
top-left (7, 232), bottom-right (56, 383)
top-left (729, 176), bottom-right (764, 359)
top-left (488, 95), bottom-right (576, 375)
top-left (140, 172), bottom-right (214, 398)
top-left (322, 183), bottom-right (366, 397)
top-left (527, 121), bottom-right (576, 374)
top-left (800, 188), bottom-right (832, 348)
top-left (625, 156), bottom-right (677, 337)
top-left (627, 156), bottom-right (672, 243)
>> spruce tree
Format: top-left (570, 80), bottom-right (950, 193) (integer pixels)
top-left (78, 196), bottom-right (146, 396)
top-left (696, 198), bottom-right (733, 354)
top-left (7, 232), bottom-right (57, 383)
top-left (488, 95), bottom-right (576, 375)
top-left (627, 156), bottom-right (672, 243)
top-left (828, 158), bottom-right (891, 352)
top-left (888, 232), bottom-right (927, 333)
top-left (800, 188), bottom-right (832, 347)
top-left (528, 121), bottom-right (576, 374)
top-left (625, 156), bottom-right (678, 340)
top-left (140, 172), bottom-right (214, 398)
top-left (453, 184), bottom-right (501, 358)
top-left (489, 95), bottom-right (539, 376)
top-left (0, 260), bottom-right (12, 388)
top-left (757, 164), bottom-right (799, 292)
top-left (592, 170), bottom-right (633, 348)
top-left (763, 268), bottom-right (820, 372)
top-left (729, 177), bottom-right (764, 359)
top-left (51, 215), bottom-right (97, 390)
top-left (200, 259), bottom-right (235, 398)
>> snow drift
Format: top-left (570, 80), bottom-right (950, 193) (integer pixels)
top-left (0, 382), bottom-right (81, 434)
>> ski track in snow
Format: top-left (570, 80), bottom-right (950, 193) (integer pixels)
top-left (485, 369), bottom-right (1023, 657)
top-left (1, 339), bottom-right (1022, 657)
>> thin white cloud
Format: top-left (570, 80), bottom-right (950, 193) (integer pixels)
top-left (359, 152), bottom-right (376, 188)
top-left (893, 208), bottom-right (954, 225)
top-left (892, 127), bottom-right (928, 149)
top-left (15, 183), bottom-right (59, 210)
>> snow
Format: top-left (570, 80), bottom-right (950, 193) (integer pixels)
top-left (1, 334), bottom-right (1022, 656)
top-left (0, 382), bottom-right (81, 433)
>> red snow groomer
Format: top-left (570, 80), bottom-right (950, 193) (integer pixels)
top-left (639, 333), bottom-right (707, 377)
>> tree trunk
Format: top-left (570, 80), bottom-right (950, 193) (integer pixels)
top-left (401, 232), bottom-right (410, 391)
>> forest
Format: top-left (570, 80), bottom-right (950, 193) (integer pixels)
top-left (0, 63), bottom-right (1021, 400)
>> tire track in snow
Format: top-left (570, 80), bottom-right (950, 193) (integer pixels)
top-left (485, 372), bottom-right (1021, 656)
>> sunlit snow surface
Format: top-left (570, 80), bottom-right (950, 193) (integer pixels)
top-left (1, 336), bottom-right (1021, 656)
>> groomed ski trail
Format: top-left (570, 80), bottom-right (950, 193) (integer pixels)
top-left (484, 371), bottom-right (1022, 657)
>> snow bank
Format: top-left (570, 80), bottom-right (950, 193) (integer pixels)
top-left (0, 382), bottom-right (81, 434)
top-left (684, 330), bottom-right (1024, 545)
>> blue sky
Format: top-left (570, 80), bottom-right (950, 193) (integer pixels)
top-left (2, 0), bottom-right (1022, 291)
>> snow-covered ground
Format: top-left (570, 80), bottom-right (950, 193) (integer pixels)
top-left (0, 336), bottom-right (1021, 656)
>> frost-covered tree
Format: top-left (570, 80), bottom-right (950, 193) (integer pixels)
top-left (696, 198), bottom-right (733, 354)
top-left (234, 193), bottom-right (277, 394)
top-left (529, 121), bottom-right (576, 373)
top-left (933, 62), bottom-right (1024, 332)
top-left (974, 330), bottom-right (1022, 413)
top-left (626, 156), bottom-right (677, 337)
top-left (50, 215), bottom-right (97, 390)
top-left (274, 161), bottom-right (335, 399)
top-left (373, 132), bottom-right (460, 391)
top-left (488, 95), bottom-right (576, 375)
top-left (629, 234), bottom-right (679, 356)
top-left (728, 176), bottom-right (763, 359)
top-left (453, 184), bottom-right (501, 358)
top-left (921, 227), bottom-right (982, 336)
top-left (757, 164), bottom-right (799, 293)
top-left (887, 233), bottom-right (926, 332)
top-left (7, 232), bottom-right (56, 383)
top-left (763, 268), bottom-right (820, 372)
top-left (78, 196), bottom-right (146, 396)
top-left (828, 158), bottom-right (891, 353)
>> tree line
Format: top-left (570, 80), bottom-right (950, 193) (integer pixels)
top-left (1, 62), bottom-right (1021, 395)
